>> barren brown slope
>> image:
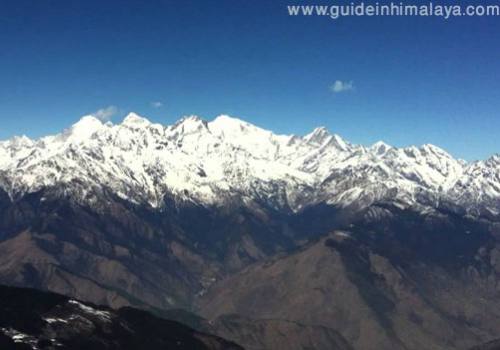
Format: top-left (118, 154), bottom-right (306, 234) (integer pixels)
top-left (199, 231), bottom-right (500, 350)
top-left (0, 188), bottom-right (300, 312)
top-left (206, 315), bottom-right (353, 350)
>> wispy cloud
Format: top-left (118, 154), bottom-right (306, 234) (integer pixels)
top-left (151, 101), bottom-right (163, 108)
top-left (91, 106), bottom-right (118, 122)
top-left (330, 80), bottom-right (355, 93)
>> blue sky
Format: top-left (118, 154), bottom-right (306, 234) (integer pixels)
top-left (1, 0), bottom-right (499, 160)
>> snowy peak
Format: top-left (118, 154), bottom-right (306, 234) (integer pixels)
top-left (419, 144), bottom-right (454, 160)
top-left (304, 127), bottom-right (330, 145)
top-left (7, 135), bottom-right (34, 147)
top-left (370, 141), bottom-right (392, 155)
top-left (484, 154), bottom-right (500, 167)
top-left (207, 115), bottom-right (283, 159)
top-left (68, 115), bottom-right (105, 141)
top-left (122, 112), bottom-right (151, 127)
top-left (173, 116), bottom-right (209, 135)
top-left (303, 127), bottom-right (351, 152)
top-left (329, 134), bottom-right (351, 152)
top-left (209, 115), bottom-right (268, 137)
top-left (211, 114), bottom-right (247, 126)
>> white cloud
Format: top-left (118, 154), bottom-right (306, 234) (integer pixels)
top-left (91, 106), bottom-right (118, 122)
top-left (151, 101), bottom-right (163, 108)
top-left (330, 80), bottom-right (355, 93)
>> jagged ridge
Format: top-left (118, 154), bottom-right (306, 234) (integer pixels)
top-left (0, 113), bottom-right (498, 217)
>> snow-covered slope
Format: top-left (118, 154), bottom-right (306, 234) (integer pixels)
top-left (0, 113), bottom-right (497, 216)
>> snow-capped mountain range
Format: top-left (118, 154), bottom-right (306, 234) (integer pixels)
top-left (0, 113), bottom-right (499, 216)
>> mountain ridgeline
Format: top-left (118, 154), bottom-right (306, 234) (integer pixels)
top-left (0, 113), bottom-right (500, 350)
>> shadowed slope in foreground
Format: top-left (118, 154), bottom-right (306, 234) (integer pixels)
top-left (0, 284), bottom-right (242, 350)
